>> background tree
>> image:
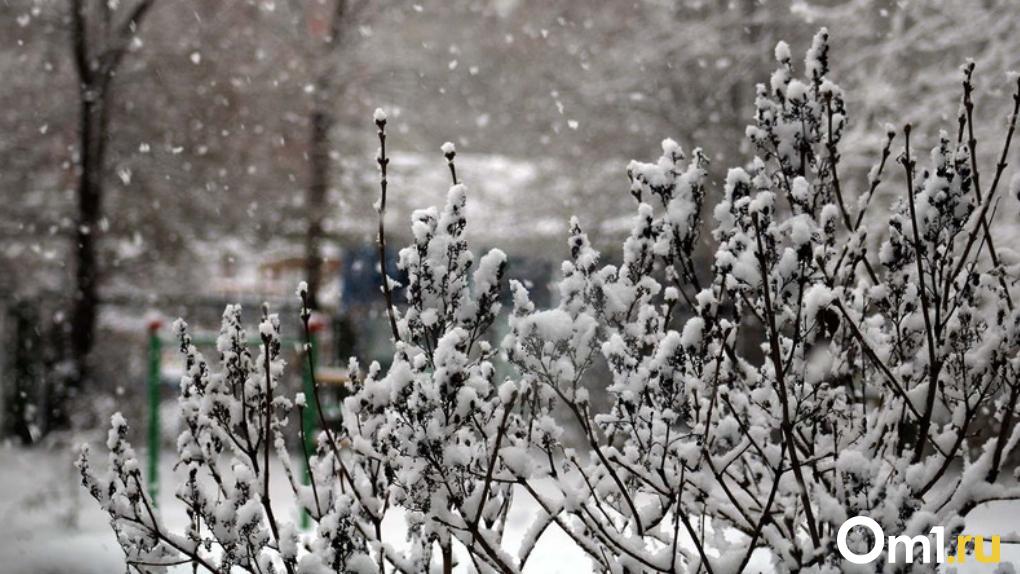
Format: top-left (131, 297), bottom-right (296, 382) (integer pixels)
top-left (284, 0), bottom-right (375, 311)
top-left (65, 0), bottom-right (156, 423)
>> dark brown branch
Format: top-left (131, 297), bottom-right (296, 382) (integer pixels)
top-left (961, 62), bottom-right (1014, 311)
top-left (750, 212), bottom-right (821, 549)
top-left (735, 442), bottom-right (786, 574)
top-left (70, 0), bottom-right (91, 83)
top-left (830, 129), bottom-right (894, 285)
top-left (471, 393), bottom-right (516, 534)
top-left (825, 96), bottom-right (879, 285)
top-left (901, 125), bottom-right (942, 464)
top-left (945, 75), bottom-right (1020, 301)
top-left (298, 291), bottom-right (346, 470)
top-left (988, 377), bottom-right (1020, 482)
top-left (101, 0), bottom-right (156, 78)
top-left (296, 404), bottom-right (323, 518)
top-left (375, 114), bottom-right (402, 342)
top-left (258, 322), bottom-right (294, 574)
top-left (824, 95), bottom-right (852, 231)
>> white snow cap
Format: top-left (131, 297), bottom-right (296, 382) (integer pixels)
top-left (774, 41), bottom-right (791, 63)
top-left (786, 79), bottom-right (808, 101)
top-left (259, 316), bottom-right (278, 338)
top-left (661, 138), bottom-right (680, 156)
top-left (441, 141), bottom-right (456, 155)
top-left (373, 108), bottom-right (387, 122)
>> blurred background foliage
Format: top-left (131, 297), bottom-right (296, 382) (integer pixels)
top-left (1, 0), bottom-right (1018, 440)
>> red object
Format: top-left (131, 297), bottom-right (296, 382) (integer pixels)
top-left (308, 313), bottom-right (328, 334)
top-left (147, 317), bottom-right (163, 332)
top-left (305, 4), bottom-right (330, 39)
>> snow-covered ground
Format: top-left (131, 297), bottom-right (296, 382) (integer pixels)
top-left (0, 444), bottom-right (1016, 573)
top-left (0, 444), bottom-right (124, 574)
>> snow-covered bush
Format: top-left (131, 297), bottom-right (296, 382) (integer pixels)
top-left (79, 30), bottom-right (1020, 573)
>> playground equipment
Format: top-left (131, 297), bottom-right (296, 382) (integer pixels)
top-left (145, 316), bottom-right (346, 527)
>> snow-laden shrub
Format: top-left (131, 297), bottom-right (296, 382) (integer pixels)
top-left (79, 30), bottom-right (1020, 573)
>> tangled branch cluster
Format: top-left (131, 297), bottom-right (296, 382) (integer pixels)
top-left (80, 30), bottom-right (1020, 573)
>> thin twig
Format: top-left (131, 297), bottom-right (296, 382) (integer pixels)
top-left (945, 75), bottom-right (1020, 300)
top-left (961, 63), bottom-right (1014, 310)
top-left (375, 112), bottom-right (401, 342)
top-left (901, 125), bottom-right (942, 464)
top-left (750, 212), bottom-right (821, 549)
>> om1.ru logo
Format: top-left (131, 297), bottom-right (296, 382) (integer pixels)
top-left (837, 516), bottom-right (1000, 565)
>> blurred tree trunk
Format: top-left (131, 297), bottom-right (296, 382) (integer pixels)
top-left (66, 79), bottom-right (109, 424)
top-left (729, 0), bottom-right (759, 123)
top-left (8, 301), bottom-right (41, 444)
top-left (304, 107), bottom-right (332, 311)
top-left (64, 0), bottom-right (155, 427)
top-left (303, 0), bottom-right (350, 310)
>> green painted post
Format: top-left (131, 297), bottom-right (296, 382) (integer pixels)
top-left (301, 325), bottom-right (319, 529)
top-left (146, 320), bottom-right (162, 505)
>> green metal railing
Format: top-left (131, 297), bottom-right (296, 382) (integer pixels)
top-left (300, 331), bottom-right (318, 529)
top-left (146, 321), bottom-right (162, 504)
